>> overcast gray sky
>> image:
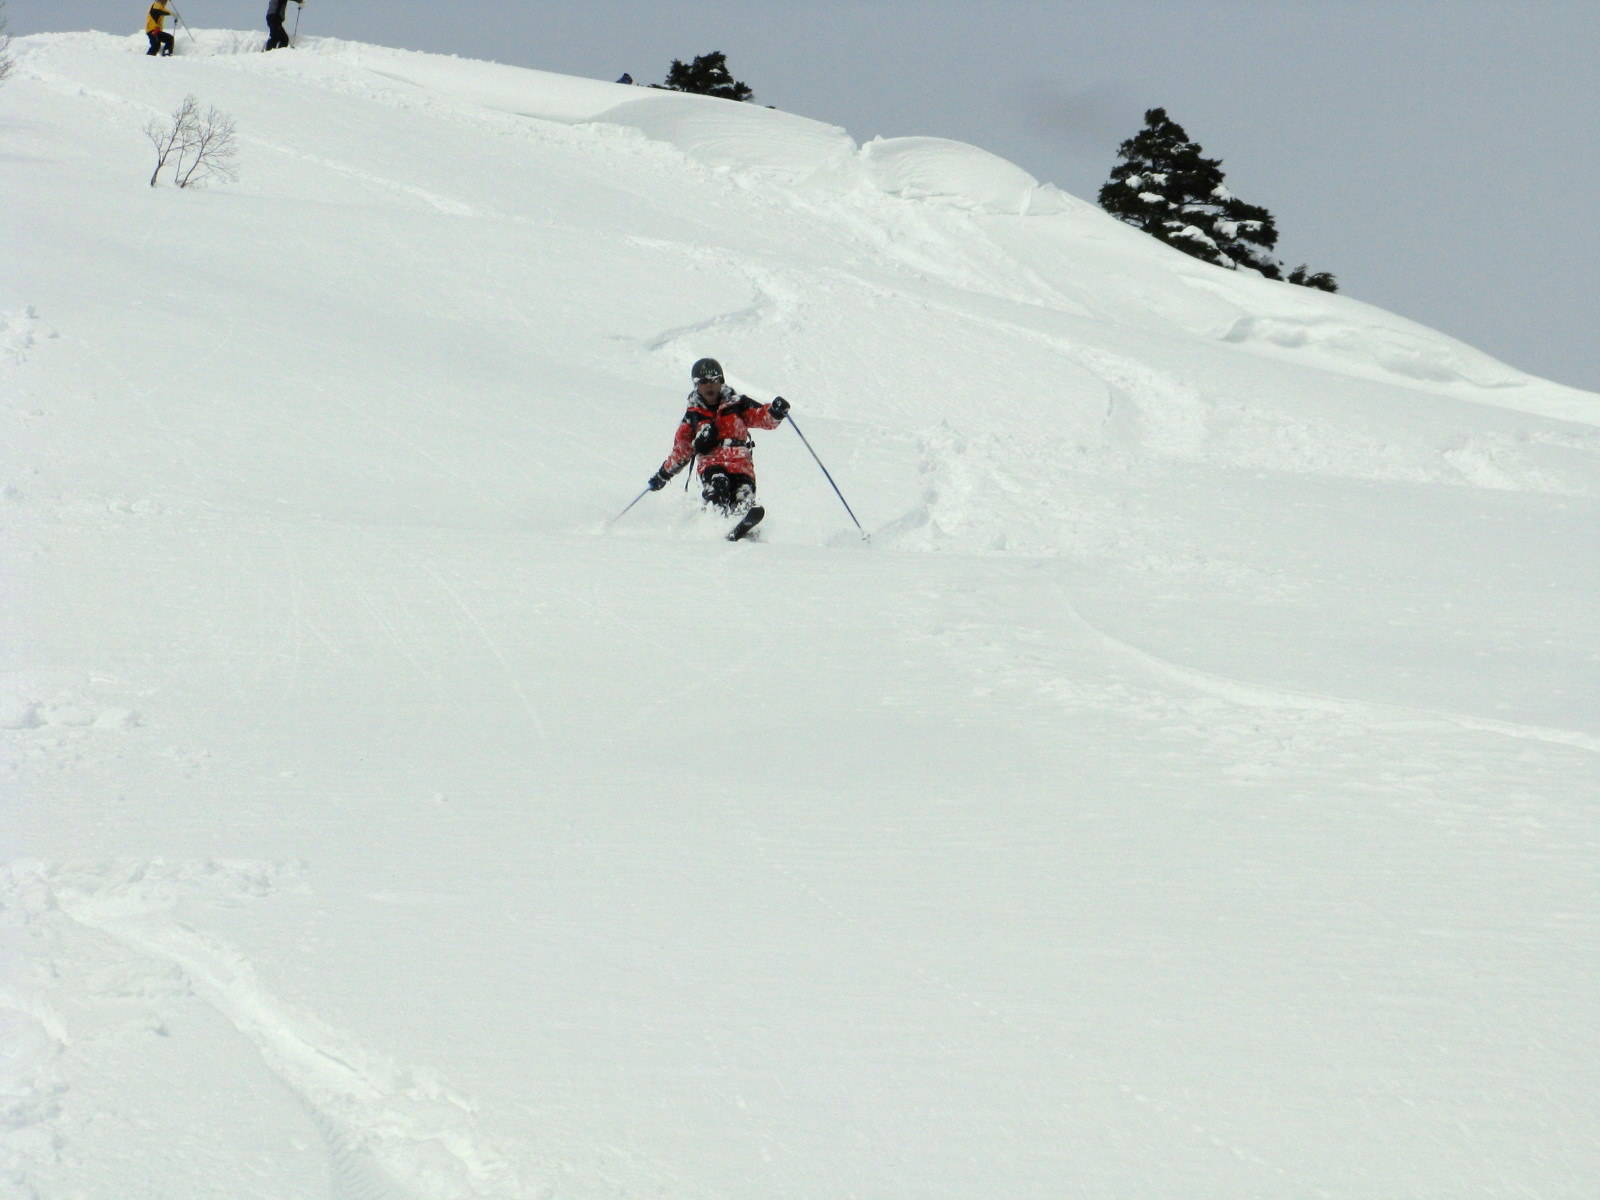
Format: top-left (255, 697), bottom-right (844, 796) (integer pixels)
top-left (9, 1), bottom-right (1596, 392)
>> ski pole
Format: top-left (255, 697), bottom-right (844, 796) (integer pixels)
top-left (171, 5), bottom-right (197, 44)
top-left (607, 486), bottom-right (652, 529)
top-left (292, 2), bottom-right (302, 47)
top-left (787, 416), bottom-right (867, 541)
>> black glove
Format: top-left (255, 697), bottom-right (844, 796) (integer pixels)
top-left (769, 396), bottom-right (790, 422)
top-left (692, 422), bottom-right (720, 456)
top-left (646, 470), bottom-right (669, 492)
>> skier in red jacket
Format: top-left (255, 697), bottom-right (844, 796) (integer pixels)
top-left (646, 357), bottom-right (790, 538)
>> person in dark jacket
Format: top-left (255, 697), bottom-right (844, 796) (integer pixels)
top-left (646, 357), bottom-right (790, 539)
top-left (145, 1), bottom-right (175, 56)
top-left (264, 0), bottom-right (302, 51)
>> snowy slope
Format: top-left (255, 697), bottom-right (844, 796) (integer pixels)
top-left (3, 30), bottom-right (1598, 1200)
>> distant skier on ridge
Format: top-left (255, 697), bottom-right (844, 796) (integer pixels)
top-left (264, 0), bottom-right (303, 51)
top-left (145, 0), bottom-right (175, 56)
top-left (645, 357), bottom-right (790, 540)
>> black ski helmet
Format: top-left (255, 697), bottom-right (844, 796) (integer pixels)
top-left (691, 357), bottom-right (724, 383)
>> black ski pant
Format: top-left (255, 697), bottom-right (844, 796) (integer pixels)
top-left (264, 17), bottom-right (290, 50)
top-left (147, 31), bottom-right (175, 56)
top-left (700, 468), bottom-right (757, 515)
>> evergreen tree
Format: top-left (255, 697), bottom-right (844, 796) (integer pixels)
top-left (658, 51), bottom-right (754, 102)
top-left (1097, 108), bottom-right (1280, 275)
top-left (1099, 108), bottom-right (1335, 290)
top-left (1288, 264), bottom-right (1339, 293)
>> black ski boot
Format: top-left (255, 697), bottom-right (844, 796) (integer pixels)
top-left (727, 505), bottom-right (765, 541)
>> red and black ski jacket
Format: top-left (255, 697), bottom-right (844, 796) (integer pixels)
top-left (658, 386), bottom-right (782, 484)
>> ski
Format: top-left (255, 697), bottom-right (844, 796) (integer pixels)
top-left (727, 505), bottom-right (765, 541)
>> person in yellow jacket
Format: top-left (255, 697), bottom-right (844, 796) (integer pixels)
top-left (145, 0), bottom-right (175, 57)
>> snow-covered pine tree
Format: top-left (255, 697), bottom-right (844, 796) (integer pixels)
top-left (658, 51), bottom-right (754, 102)
top-left (1098, 107), bottom-right (1284, 280)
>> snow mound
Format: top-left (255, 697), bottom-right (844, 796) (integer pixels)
top-left (860, 135), bottom-right (1074, 215)
top-left (593, 94), bottom-right (859, 183)
top-left (1221, 312), bottom-right (1525, 388)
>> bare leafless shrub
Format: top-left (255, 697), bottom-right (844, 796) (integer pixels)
top-left (145, 94), bottom-right (196, 186)
top-left (144, 93), bottom-right (239, 188)
top-left (0, 1), bottom-right (15, 86)
top-left (174, 103), bottom-right (238, 188)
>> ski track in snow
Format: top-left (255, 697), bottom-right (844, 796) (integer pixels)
top-left (641, 252), bottom-right (788, 359)
top-left (0, 669), bottom-right (142, 740)
top-left (0, 860), bottom-right (546, 1200)
top-left (243, 132), bottom-right (482, 218)
top-left (2, 308), bottom-right (58, 367)
top-left (1054, 588), bottom-right (1600, 759)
